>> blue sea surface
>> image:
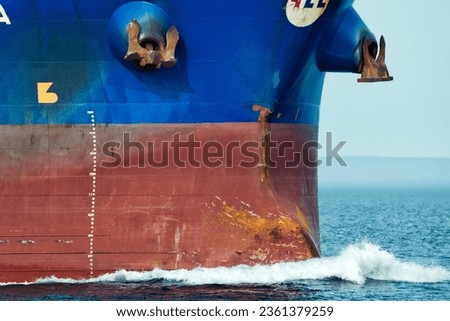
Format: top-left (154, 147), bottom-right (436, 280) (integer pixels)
top-left (0, 188), bottom-right (449, 301)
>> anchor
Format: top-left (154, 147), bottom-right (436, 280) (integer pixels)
top-left (358, 36), bottom-right (393, 82)
top-left (124, 19), bottom-right (179, 70)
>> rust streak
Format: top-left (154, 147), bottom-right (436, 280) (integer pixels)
top-left (252, 105), bottom-right (272, 183)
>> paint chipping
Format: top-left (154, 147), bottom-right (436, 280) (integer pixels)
top-left (252, 104), bottom-right (272, 122)
top-left (19, 240), bottom-right (36, 244)
top-left (56, 240), bottom-right (74, 244)
top-left (219, 203), bottom-right (302, 243)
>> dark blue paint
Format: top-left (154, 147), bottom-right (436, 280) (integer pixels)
top-left (0, 0), bottom-right (373, 125)
top-left (304, 0), bottom-right (314, 9)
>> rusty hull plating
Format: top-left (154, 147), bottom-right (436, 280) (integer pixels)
top-left (0, 123), bottom-right (319, 282)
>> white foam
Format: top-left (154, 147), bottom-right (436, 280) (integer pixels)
top-left (2, 242), bottom-right (449, 286)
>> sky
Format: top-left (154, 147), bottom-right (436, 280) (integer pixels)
top-left (319, 0), bottom-right (450, 158)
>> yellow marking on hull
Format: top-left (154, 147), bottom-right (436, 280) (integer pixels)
top-left (37, 82), bottom-right (59, 104)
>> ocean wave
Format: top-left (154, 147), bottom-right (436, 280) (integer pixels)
top-left (3, 242), bottom-right (450, 286)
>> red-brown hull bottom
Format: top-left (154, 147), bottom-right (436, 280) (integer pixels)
top-left (0, 123), bottom-right (319, 283)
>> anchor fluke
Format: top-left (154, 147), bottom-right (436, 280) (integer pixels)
top-left (358, 36), bottom-right (393, 83)
top-left (124, 19), bottom-right (179, 70)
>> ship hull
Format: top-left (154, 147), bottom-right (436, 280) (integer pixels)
top-left (0, 122), bottom-right (318, 283)
top-left (0, 0), bottom-right (377, 283)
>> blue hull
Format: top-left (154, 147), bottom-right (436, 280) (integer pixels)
top-left (0, 0), bottom-right (373, 125)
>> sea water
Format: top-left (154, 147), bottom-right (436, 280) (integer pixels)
top-left (0, 188), bottom-right (449, 301)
